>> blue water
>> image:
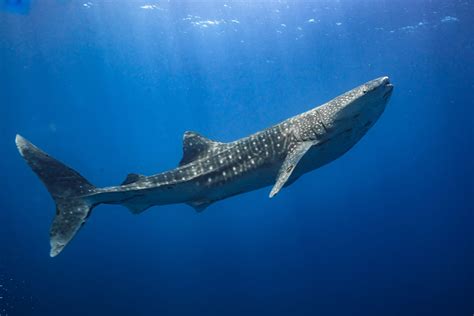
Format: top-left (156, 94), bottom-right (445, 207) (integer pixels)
top-left (1, 1), bottom-right (473, 315)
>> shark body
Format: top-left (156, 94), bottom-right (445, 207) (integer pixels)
top-left (16, 77), bottom-right (393, 257)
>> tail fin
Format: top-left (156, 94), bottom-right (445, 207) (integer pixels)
top-left (15, 135), bottom-right (97, 257)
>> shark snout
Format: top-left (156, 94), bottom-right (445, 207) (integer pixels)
top-left (382, 76), bottom-right (393, 89)
top-left (368, 76), bottom-right (392, 90)
top-left (367, 76), bottom-right (393, 100)
top-left (381, 77), bottom-right (394, 99)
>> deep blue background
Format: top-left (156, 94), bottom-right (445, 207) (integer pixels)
top-left (1, 1), bottom-right (473, 315)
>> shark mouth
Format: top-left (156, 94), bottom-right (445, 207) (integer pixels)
top-left (383, 84), bottom-right (394, 100)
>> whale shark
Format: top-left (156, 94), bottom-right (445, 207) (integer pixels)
top-left (16, 76), bottom-right (393, 257)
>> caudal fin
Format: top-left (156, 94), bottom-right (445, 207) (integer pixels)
top-left (15, 135), bottom-right (97, 257)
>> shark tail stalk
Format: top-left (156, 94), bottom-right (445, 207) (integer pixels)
top-left (15, 134), bottom-right (97, 257)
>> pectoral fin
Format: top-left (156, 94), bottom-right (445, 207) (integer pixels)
top-left (269, 141), bottom-right (314, 198)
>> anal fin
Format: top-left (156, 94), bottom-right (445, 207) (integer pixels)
top-left (123, 201), bottom-right (151, 214)
top-left (187, 200), bottom-right (213, 212)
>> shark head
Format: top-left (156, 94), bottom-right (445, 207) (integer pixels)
top-left (316, 76), bottom-right (394, 139)
top-left (270, 77), bottom-right (394, 198)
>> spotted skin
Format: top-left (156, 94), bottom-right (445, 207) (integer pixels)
top-left (16, 76), bottom-right (394, 256)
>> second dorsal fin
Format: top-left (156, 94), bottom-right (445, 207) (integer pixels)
top-left (179, 131), bottom-right (224, 166)
top-left (121, 173), bottom-right (145, 185)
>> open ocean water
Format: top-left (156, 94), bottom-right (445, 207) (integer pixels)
top-left (1, 1), bottom-right (473, 315)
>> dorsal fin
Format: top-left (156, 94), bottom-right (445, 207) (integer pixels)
top-left (121, 173), bottom-right (145, 185)
top-left (179, 131), bottom-right (224, 166)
